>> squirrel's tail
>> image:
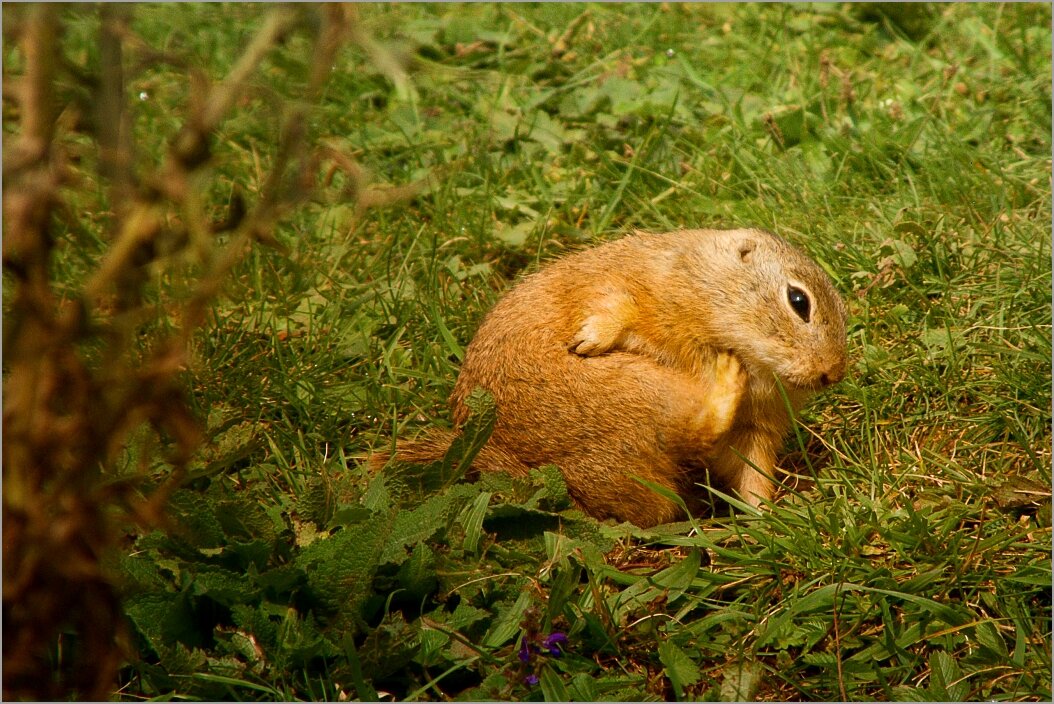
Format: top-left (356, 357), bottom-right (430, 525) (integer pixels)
top-left (367, 430), bottom-right (532, 476)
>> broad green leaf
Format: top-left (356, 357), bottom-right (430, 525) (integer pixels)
top-left (539, 665), bottom-right (570, 702)
top-left (658, 640), bottom-right (701, 700)
top-left (294, 518), bottom-right (391, 621)
top-left (482, 589), bottom-right (532, 648)
top-left (973, 620), bottom-right (1009, 660)
top-left (720, 658), bottom-right (762, 702)
top-left (927, 650), bottom-right (967, 702)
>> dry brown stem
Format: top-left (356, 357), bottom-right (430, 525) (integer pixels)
top-left (0, 5), bottom-right (367, 699)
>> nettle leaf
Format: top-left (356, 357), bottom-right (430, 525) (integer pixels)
top-left (152, 642), bottom-right (208, 678)
top-left (216, 497), bottom-right (277, 543)
top-left (230, 603), bottom-right (280, 656)
top-left (482, 464), bottom-right (573, 515)
top-left (223, 539), bottom-right (273, 573)
top-left (438, 601), bottom-right (492, 633)
top-left (168, 490), bottom-right (226, 548)
top-left (397, 542), bottom-right (439, 601)
top-left (362, 470), bottom-right (392, 512)
top-left (294, 518), bottom-right (392, 623)
top-left (298, 474), bottom-right (338, 527)
top-left (124, 593), bottom-right (178, 656)
top-left (414, 625), bottom-right (450, 668)
top-left (118, 550), bottom-right (172, 592)
top-left (381, 484), bottom-right (478, 565)
top-left (535, 464), bottom-right (573, 512)
top-left (359, 612), bottom-right (421, 680)
top-left (191, 565), bottom-right (259, 607)
top-left (275, 607), bottom-right (341, 667)
top-left (125, 591), bottom-right (205, 654)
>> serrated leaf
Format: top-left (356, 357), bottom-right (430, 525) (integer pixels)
top-left (216, 497), bottom-right (277, 542)
top-left (974, 620), bottom-right (1009, 659)
top-left (397, 542), bottom-right (438, 601)
top-left (658, 640), bottom-right (701, 699)
top-left (294, 518), bottom-right (391, 621)
top-left (154, 642), bottom-right (208, 676)
top-left (124, 593), bottom-right (178, 655)
top-left (230, 604), bottom-right (280, 655)
top-left (381, 484), bottom-right (477, 564)
top-left (443, 602), bottom-right (491, 631)
top-left (567, 672), bottom-right (601, 701)
top-left (168, 490), bottom-right (226, 548)
top-left (275, 606), bottom-right (341, 667)
top-left (534, 464), bottom-right (573, 511)
top-left (297, 475), bottom-right (337, 527)
top-left (124, 590), bottom-right (206, 653)
top-left (877, 237), bottom-right (918, 269)
top-left (415, 626), bottom-right (449, 667)
top-left (192, 565), bottom-right (258, 606)
top-left (927, 649), bottom-right (966, 701)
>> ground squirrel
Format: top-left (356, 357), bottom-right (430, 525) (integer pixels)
top-left (379, 228), bottom-right (848, 527)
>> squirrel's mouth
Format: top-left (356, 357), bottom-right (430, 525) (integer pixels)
top-left (765, 371), bottom-right (828, 395)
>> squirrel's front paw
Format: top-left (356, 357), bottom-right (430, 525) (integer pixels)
top-left (709, 351), bottom-right (748, 430)
top-left (570, 314), bottom-right (619, 356)
top-left (713, 350), bottom-right (748, 392)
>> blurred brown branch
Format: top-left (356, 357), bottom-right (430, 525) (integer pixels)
top-left (1, 4), bottom-right (374, 699)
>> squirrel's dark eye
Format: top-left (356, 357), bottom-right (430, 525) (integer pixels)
top-left (787, 286), bottom-right (811, 322)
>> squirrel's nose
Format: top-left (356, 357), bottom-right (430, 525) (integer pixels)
top-left (819, 360), bottom-right (846, 387)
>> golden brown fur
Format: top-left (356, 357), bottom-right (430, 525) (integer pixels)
top-left (377, 229), bottom-right (848, 527)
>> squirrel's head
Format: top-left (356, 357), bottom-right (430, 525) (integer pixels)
top-left (684, 229), bottom-right (849, 393)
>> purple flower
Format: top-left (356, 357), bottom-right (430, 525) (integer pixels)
top-left (542, 632), bottom-right (567, 657)
top-left (518, 636), bottom-right (533, 663)
top-left (524, 674), bottom-right (540, 686)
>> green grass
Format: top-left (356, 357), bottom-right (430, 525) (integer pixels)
top-left (5, 2), bottom-right (1051, 701)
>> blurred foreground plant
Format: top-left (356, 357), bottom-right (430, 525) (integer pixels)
top-left (1, 4), bottom-right (392, 698)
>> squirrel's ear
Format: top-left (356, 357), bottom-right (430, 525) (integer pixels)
top-left (738, 238), bottom-right (758, 261)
